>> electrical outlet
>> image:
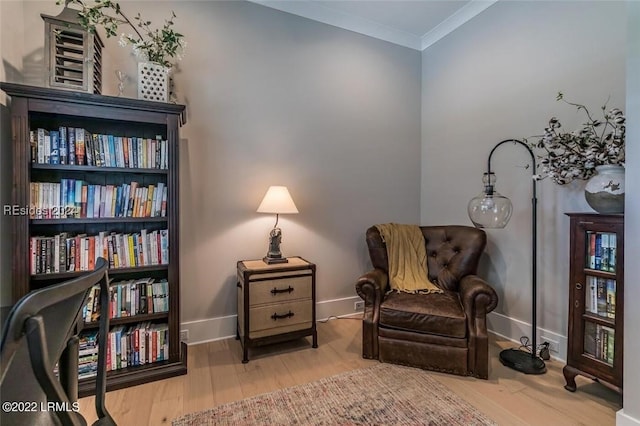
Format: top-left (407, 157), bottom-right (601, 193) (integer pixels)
top-left (354, 301), bottom-right (365, 311)
top-left (180, 330), bottom-right (189, 342)
top-left (540, 336), bottom-right (559, 353)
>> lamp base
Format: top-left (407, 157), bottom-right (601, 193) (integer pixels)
top-left (499, 348), bottom-right (547, 375)
top-left (263, 256), bottom-right (288, 265)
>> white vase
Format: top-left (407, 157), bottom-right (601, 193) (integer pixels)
top-left (584, 165), bottom-right (625, 214)
top-left (137, 62), bottom-right (170, 102)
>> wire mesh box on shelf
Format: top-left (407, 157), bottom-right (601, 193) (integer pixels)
top-left (137, 62), bottom-right (170, 102)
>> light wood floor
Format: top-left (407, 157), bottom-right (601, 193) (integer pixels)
top-left (78, 317), bottom-right (621, 425)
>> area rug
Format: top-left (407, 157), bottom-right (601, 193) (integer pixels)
top-left (172, 363), bottom-right (496, 425)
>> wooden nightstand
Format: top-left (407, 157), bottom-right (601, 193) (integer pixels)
top-left (236, 257), bottom-right (317, 363)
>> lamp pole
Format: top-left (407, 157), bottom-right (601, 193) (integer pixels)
top-left (470, 139), bottom-right (546, 374)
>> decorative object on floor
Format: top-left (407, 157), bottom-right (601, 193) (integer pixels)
top-left (584, 165), bottom-right (625, 214)
top-left (42, 0), bottom-right (103, 94)
top-left (468, 139), bottom-right (546, 375)
top-left (61, 0), bottom-right (185, 101)
top-left (356, 225), bottom-right (497, 379)
top-left (172, 364), bottom-right (496, 426)
top-left (257, 186), bottom-right (298, 264)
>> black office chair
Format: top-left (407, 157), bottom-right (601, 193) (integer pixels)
top-left (0, 257), bottom-right (115, 426)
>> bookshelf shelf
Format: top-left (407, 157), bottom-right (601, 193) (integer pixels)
top-left (564, 213), bottom-right (623, 394)
top-left (581, 313), bottom-right (615, 328)
top-left (31, 163), bottom-right (169, 174)
top-left (77, 342), bottom-right (187, 397)
top-left (31, 217), bottom-right (168, 225)
top-left (31, 264), bottom-right (169, 281)
top-left (84, 311), bottom-right (169, 329)
top-left (1, 82), bottom-right (187, 397)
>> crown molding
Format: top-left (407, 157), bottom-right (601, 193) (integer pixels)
top-left (249, 0), bottom-right (422, 50)
top-left (420, 0), bottom-right (498, 50)
top-left (249, 0), bottom-right (497, 51)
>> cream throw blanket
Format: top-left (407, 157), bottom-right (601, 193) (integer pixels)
top-left (375, 223), bottom-right (442, 294)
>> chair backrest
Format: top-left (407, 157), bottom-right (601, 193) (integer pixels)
top-left (366, 225), bottom-right (486, 291)
top-left (0, 257), bottom-right (113, 426)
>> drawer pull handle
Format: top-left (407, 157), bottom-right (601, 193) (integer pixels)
top-left (271, 311), bottom-right (294, 321)
top-left (271, 286), bottom-right (294, 295)
top-left (575, 283), bottom-right (582, 290)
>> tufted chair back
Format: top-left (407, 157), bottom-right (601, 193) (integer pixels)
top-left (365, 225), bottom-right (486, 292)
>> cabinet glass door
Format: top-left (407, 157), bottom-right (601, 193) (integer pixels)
top-left (582, 231), bottom-right (617, 366)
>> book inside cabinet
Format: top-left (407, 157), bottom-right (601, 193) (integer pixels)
top-left (1, 83), bottom-right (187, 397)
top-left (564, 213), bottom-right (623, 394)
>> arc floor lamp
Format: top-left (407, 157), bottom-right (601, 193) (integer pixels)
top-left (467, 139), bottom-right (547, 374)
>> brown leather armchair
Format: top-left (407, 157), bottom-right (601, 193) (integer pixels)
top-left (356, 225), bottom-right (498, 379)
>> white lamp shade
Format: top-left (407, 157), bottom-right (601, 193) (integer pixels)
top-left (257, 186), bottom-right (299, 214)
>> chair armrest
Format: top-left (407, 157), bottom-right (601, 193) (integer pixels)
top-left (459, 275), bottom-right (498, 316)
top-left (356, 269), bottom-right (388, 307)
top-left (355, 269), bottom-right (388, 360)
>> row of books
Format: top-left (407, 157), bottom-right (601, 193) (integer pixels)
top-left (31, 127), bottom-right (169, 169)
top-left (586, 231), bottom-right (617, 273)
top-left (29, 180), bottom-right (167, 219)
top-left (585, 276), bottom-right (616, 319)
top-left (30, 229), bottom-right (169, 275)
top-left (83, 278), bottom-right (169, 323)
top-left (78, 323), bottom-right (169, 378)
top-left (79, 330), bottom-right (99, 379)
top-left (584, 322), bottom-right (615, 366)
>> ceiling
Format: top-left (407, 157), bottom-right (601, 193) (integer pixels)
top-left (249, 0), bottom-right (497, 50)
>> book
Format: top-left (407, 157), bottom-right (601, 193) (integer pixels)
top-left (37, 128), bottom-right (48, 164)
top-left (600, 233), bottom-right (610, 271)
top-left (594, 233), bottom-right (602, 270)
top-left (606, 279), bottom-right (616, 319)
top-left (75, 128), bottom-right (86, 166)
top-left (59, 127), bottom-right (68, 165)
top-left (68, 127), bottom-right (76, 165)
top-left (596, 278), bottom-right (607, 317)
top-left (588, 232), bottom-right (596, 269)
top-left (608, 234), bottom-right (617, 272)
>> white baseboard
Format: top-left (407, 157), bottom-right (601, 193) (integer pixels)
top-left (617, 410), bottom-right (640, 426)
top-left (180, 296), bottom-right (364, 345)
top-left (180, 298), bottom-right (567, 363)
top-left (487, 311), bottom-right (567, 362)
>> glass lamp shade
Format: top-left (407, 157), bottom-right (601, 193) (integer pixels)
top-left (467, 173), bottom-right (513, 228)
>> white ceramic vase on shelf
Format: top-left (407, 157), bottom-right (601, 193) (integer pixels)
top-left (584, 165), bottom-right (625, 214)
top-left (137, 61), bottom-right (170, 102)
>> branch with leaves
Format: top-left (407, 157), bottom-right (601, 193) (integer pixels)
top-left (58, 0), bottom-right (185, 68)
top-left (527, 93), bottom-right (625, 185)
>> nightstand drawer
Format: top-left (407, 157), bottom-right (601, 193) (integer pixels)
top-left (249, 299), bottom-right (312, 337)
top-left (249, 275), bottom-right (312, 306)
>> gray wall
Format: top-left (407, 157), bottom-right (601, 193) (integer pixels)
top-left (421, 0), bottom-right (626, 356)
top-left (3, 2), bottom-right (422, 340)
top-left (621, 2), bottom-right (640, 424)
top-left (422, 3), bottom-right (640, 422)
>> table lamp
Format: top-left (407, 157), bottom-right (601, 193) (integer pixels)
top-left (257, 186), bottom-right (299, 264)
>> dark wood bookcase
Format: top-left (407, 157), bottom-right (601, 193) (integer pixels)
top-left (1, 83), bottom-right (187, 396)
top-left (564, 213), bottom-right (623, 394)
